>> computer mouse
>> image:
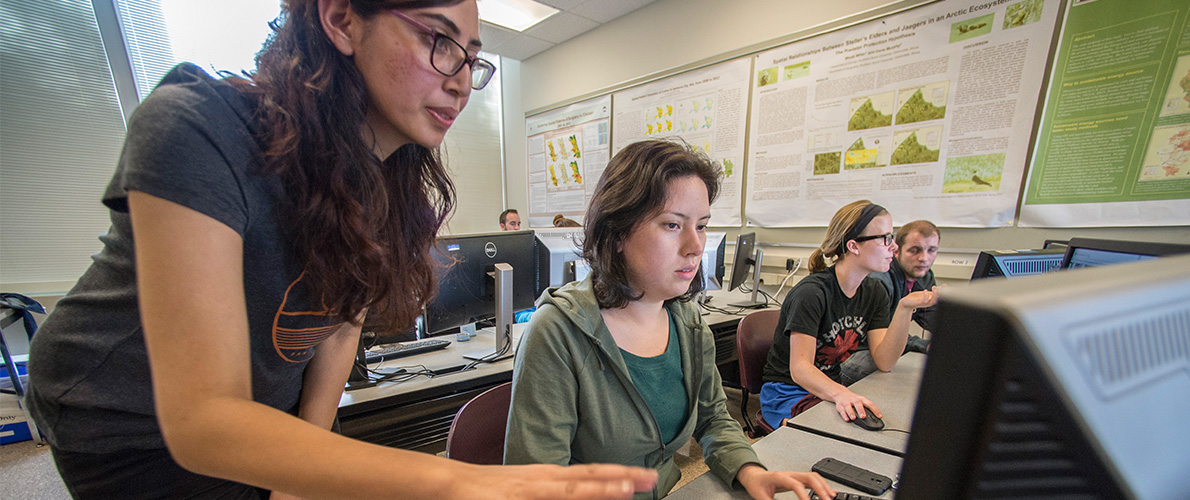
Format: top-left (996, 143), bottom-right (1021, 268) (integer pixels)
top-left (852, 412), bottom-right (885, 431)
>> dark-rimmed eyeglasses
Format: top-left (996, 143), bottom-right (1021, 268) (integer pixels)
top-left (853, 233), bottom-right (895, 246)
top-left (390, 10), bottom-right (496, 90)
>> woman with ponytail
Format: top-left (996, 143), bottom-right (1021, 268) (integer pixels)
top-left (757, 200), bottom-right (939, 429)
top-left (27, 1), bottom-right (654, 498)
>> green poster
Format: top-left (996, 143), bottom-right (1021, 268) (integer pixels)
top-left (1025, 0), bottom-right (1190, 206)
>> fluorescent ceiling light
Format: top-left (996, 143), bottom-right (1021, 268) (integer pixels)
top-left (478, 0), bottom-right (559, 32)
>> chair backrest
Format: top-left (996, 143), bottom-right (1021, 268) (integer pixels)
top-left (445, 381), bottom-right (513, 465)
top-left (735, 310), bottom-right (781, 394)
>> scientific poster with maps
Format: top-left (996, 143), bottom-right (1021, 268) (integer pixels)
top-left (745, 0), bottom-right (1060, 227)
top-left (525, 95), bottom-right (611, 228)
top-left (1020, 0), bottom-right (1190, 227)
top-left (612, 59), bottom-right (752, 226)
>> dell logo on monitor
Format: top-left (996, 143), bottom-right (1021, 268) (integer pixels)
top-left (485, 242), bottom-right (497, 258)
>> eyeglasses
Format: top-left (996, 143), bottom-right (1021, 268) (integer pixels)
top-left (853, 233), bottom-right (895, 246)
top-left (389, 10), bottom-right (496, 90)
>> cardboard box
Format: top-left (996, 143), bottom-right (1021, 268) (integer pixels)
top-left (0, 393), bottom-right (32, 445)
top-left (0, 361), bottom-right (32, 445)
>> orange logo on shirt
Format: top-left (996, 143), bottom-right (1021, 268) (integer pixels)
top-left (272, 271), bottom-right (342, 362)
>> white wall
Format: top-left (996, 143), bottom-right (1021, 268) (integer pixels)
top-left (500, 0), bottom-right (1190, 285)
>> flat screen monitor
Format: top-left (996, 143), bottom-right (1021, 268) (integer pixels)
top-left (534, 228), bottom-right (585, 288)
top-left (702, 232), bottom-right (727, 291)
top-left (423, 230), bottom-right (541, 336)
top-left (898, 253), bottom-right (1190, 500)
top-left (726, 232), bottom-right (766, 308)
top-left (969, 248), bottom-right (1064, 280)
top-left (728, 232), bottom-right (756, 292)
top-left (1061, 237), bottom-right (1190, 270)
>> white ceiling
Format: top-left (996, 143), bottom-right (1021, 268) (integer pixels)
top-left (479, 0), bottom-right (657, 61)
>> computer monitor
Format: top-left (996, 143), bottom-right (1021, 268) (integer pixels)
top-left (423, 230), bottom-right (542, 360)
top-left (534, 228), bottom-right (585, 288)
top-left (969, 248), bottom-right (1064, 280)
top-left (1061, 237), bottom-right (1190, 270)
top-left (898, 254), bottom-right (1190, 500)
top-left (702, 232), bottom-right (727, 291)
top-left (727, 232), bottom-right (766, 308)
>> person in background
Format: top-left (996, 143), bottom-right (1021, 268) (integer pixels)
top-left (758, 201), bottom-right (939, 430)
top-left (839, 220), bottom-right (938, 385)
top-left (506, 140), bottom-right (836, 500)
top-left (500, 208), bottom-right (522, 230)
top-left (25, 1), bottom-right (655, 499)
top-left (553, 213), bottom-right (581, 227)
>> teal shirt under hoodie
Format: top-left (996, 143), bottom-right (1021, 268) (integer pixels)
top-left (504, 277), bottom-right (762, 499)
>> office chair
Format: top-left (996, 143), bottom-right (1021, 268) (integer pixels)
top-left (445, 381), bottom-right (513, 465)
top-left (735, 309), bottom-right (780, 438)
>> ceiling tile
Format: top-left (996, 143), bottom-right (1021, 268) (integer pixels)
top-left (523, 12), bottom-right (599, 44)
top-left (494, 35), bottom-right (555, 61)
top-left (479, 22), bottom-right (518, 50)
top-left (536, 0), bottom-right (586, 9)
top-left (569, 0), bottom-right (640, 23)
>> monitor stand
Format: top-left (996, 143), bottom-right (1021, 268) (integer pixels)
top-left (464, 262), bottom-right (515, 362)
top-left (729, 248), bottom-right (768, 309)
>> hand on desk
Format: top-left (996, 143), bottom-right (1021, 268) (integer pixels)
top-left (737, 464), bottom-right (837, 500)
top-left (452, 463), bottom-right (658, 500)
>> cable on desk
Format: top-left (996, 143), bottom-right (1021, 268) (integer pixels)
top-left (698, 300), bottom-right (750, 316)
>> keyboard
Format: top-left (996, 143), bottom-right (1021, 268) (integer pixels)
top-left (811, 493), bottom-right (881, 500)
top-left (364, 339), bottom-right (450, 363)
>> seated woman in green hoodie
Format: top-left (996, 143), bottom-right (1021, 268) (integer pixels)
top-left (505, 139), bottom-right (836, 500)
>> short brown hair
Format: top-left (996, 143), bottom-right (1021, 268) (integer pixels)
top-left (895, 220), bottom-right (939, 247)
top-left (583, 140), bottom-right (722, 308)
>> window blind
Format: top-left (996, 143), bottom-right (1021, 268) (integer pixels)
top-left (0, 0), bottom-right (126, 291)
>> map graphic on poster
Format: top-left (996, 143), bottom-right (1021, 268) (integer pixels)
top-left (1020, 0), bottom-right (1190, 227)
top-left (744, 0), bottom-right (1060, 227)
top-left (612, 59), bottom-right (752, 226)
top-left (526, 96), bottom-right (611, 228)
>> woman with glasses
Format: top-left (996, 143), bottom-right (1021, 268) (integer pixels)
top-left (757, 200), bottom-right (939, 430)
top-left (26, 1), bottom-right (654, 499)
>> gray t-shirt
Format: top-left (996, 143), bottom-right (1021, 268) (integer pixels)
top-left (27, 64), bottom-right (344, 453)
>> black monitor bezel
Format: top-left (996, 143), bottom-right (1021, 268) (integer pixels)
top-left (423, 230), bottom-right (541, 336)
top-left (1060, 237), bottom-right (1190, 270)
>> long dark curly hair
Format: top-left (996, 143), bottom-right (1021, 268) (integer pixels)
top-left (231, 0), bottom-right (464, 331)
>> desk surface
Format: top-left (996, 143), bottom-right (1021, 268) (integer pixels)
top-left (668, 426), bottom-right (902, 499)
top-left (337, 324), bottom-right (523, 416)
top-left (786, 352), bottom-right (927, 457)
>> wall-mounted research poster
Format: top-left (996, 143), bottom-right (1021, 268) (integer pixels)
top-left (525, 95), bottom-right (612, 228)
top-left (612, 59), bottom-right (753, 226)
top-left (1020, 0), bottom-right (1190, 227)
top-left (744, 0), bottom-right (1060, 227)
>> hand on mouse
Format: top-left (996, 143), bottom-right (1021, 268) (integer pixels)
top-left (832, 389), bottom-right (882, 422)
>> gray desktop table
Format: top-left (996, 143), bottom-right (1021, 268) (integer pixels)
top-left (667, 426), bottom-right (901, 499)
top-left (336, 324), bottom-right (523, 452)
top-left (786, 352), bottom-right (927, 457)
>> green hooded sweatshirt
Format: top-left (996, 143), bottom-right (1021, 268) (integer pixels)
top-left (504, 277), bottom-right (763, 499)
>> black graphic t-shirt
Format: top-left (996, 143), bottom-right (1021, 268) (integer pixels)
top-left (26, 64), bottom-right (342, 453)
top-left (762, 266), bottom-right (892, 387)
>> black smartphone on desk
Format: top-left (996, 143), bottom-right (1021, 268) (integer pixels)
top-left (811, 457), bottom-right (892, 495)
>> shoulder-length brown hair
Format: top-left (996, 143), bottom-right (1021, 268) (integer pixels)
top-left (234, 0), bottom-right (464, 331)
top-left (583, 139), bottom-right (722, 309)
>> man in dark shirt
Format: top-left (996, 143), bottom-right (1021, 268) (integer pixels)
top-left (841, 220), bottom-right (939, 385)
